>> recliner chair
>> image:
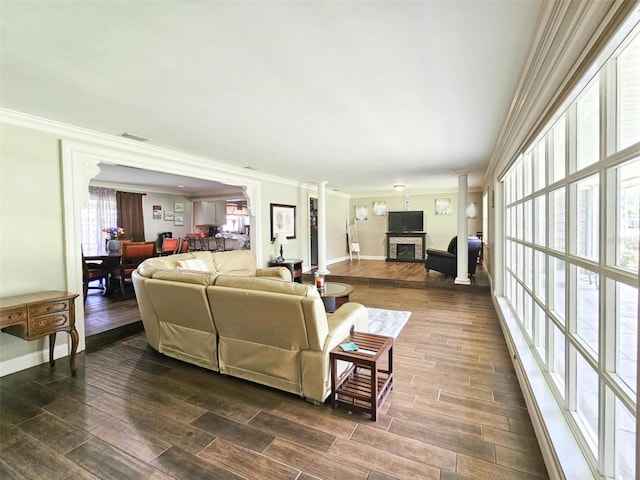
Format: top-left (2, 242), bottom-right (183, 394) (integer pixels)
top-left (425, 236), bottom-right (482, 277)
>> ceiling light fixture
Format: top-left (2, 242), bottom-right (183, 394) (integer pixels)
top-left (177, 184), bottom-right (185, 188)
top-left (393, 184), bottom-right (405, 192)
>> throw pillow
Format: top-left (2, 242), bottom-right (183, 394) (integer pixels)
top-left (177, 258), bottom-right (210, 272)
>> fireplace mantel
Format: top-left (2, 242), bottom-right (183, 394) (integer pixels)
top-left (386, 232), bottom-right (426, 262)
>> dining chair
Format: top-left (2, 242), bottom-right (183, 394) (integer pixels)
top-left (178, 239), bottom-right (189, 253)
top-left (116, 241), bottom-right (156, 297)
top-left (159, 237), bottom-right (180, 256)
top-left (82, 249), bottom-right (109, 303)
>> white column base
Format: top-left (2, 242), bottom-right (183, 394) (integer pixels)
top-left (455, 277), bottom-right (471, 285)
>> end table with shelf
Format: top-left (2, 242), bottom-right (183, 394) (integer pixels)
top-left (268, 258), bottom-right (303, 283)
top-left (330, 331), bottom-right (394, 421)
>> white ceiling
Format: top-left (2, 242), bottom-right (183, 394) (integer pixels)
top-left (0, 1), bottom-right (542, 195)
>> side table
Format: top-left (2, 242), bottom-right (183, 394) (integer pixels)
top-left (330, 331), bottom-right (394, 421)
top-left (0, 291), bottom-right (79, 376)
top-left (268, 258), bottom-right (303, 283)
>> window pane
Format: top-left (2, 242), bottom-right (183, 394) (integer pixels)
top-left (552, 117), bottom-right (566, 183)
top-left (575, 351), bottom-right (599, 454)
top-left (616, 281), bottom-right (638, 393)
top-left (516, 242), bottom-right (524, 279)
top-left (575, 175), bottom-right (599, 261)
top-left (576, 267), bottom-right (599, 358)
top-left (534, 140), bottom-right (546, 191)
top-left (615, 397), bottom-right (636, 480)
top-left (577, 80), bottom-right (600, 171)
top-left (534, 195), bottom-right (546, 246)
top-left (551, 322), bottom-right (566, 397)
top-left (534, 250), bottom-right (546, 303)
top-left (534, 304), bottom-right (547, 361)
top-left (524, 245), bottom-right (533, 288)
top-left (616, 158), bottom-right (640, 271)
top-left (550, 187), bottom-right (566, 251)
top-left (524, 200), bottom-right (532, 243)
top-left (618, 32), bottom-right (640, 151)
top-left (524, 290), bottom-right (533, 338)
top-left (516, 203), bottom-right (523, 240)
top-left (523, 153), bottom-right (532, 197)
top-left (550, 257), bottom-right (566, 324)
top-left (516, 162), bottom-right (523, 200)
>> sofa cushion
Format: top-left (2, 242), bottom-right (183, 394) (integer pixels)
top-left (190, 251), bottom-right (217, 272)
top-left (137, 252), bottom-right (196, 278)
top-left (212, 250), bottom-right (257, 273)
top-left (177, 257), bottom-right (210, 272)
top-left (214, 274), bottom-right (319, 297)
top-left (152, 269), bottom-right (218, 286)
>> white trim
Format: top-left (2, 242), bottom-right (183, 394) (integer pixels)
top-left (494, 295), bottom-right (595, 479)
top-left (0, 343), bottom-right (73, 377)
top-left (0, 108), bottom-right (302, 190)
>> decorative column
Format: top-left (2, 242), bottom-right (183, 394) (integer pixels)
top-left (455, 170), bottom-right (470, 285)
top-left (317, 181), bottom-right (329, 274)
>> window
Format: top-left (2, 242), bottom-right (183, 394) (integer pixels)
top-left (501, 21), bottom-right (639, 478)
top-left (617, 32), bottom-right (640, 151)
top-left (81, 186), bottom-right (117, 254)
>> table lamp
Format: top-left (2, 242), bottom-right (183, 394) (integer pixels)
top-left (276, 233), bottom-right (288, 260)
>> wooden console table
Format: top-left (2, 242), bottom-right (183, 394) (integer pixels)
top-left (0, 291), bottom-right (79, 376)
top-left (268, 259), bottom-right (303, 283)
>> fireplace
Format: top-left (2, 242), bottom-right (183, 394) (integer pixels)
top-left (386, 232), bottom-right (426, 262)
top-left (397, 244), bottom-right (415, 260)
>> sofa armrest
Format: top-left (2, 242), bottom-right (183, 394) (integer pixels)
top-left (425, 248), bottom-right (456, 260)
top-left (324, 303), bottom-right (369, 351)
top-left (256, 267), bottom-right (292, 281)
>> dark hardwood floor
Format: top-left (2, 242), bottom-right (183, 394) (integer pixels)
top-left (1, 261), bottom-right (548, 479)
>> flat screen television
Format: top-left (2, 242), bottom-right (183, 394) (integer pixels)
top-left (388, 211), bottom-right (424, 232)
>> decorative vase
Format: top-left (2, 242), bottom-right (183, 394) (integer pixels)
top-left (107, 239), bottom-right (120, 253)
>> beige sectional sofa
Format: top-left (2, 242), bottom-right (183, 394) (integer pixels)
top-left (131, 250), bottom-right (368, 403)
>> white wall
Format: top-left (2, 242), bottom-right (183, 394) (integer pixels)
top-left (0, 123), bottom-right (68, 366)
top-left (142, 193), bottom-right (193, 243)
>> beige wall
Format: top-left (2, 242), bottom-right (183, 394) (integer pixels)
top-left (349, 191), bottom-right (483, 258)
top-left (0, 123), bottom-right (68, 363)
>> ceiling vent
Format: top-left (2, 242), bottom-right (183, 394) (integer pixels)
top-left (119, 132), bottom-right (150, 142)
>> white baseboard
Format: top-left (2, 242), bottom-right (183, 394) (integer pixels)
top-left (0, 343), bottom-right (73, 377)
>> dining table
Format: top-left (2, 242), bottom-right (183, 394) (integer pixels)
top-left (82, 248), bottom-right (123, 296)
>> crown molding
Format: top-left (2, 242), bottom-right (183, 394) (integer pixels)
top-left (484, 0), bottom-right (638, 185)
top-left (0, 108), bottom-right (304, 189)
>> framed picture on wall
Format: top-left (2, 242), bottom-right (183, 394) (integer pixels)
top-left (270, 203), bottom-right (296, 240)
top-left (174, 202), bottom-right (184, 213)
top-left (355, 205), bottom-right (368, 221)
top-left (164, 211), bottom-right (174, 221)
top-left (152, 205), bottom-right (162, 220)
top-left (373, 201), bottom-right (387, 216)
top-left (435, 198), bottom-right (452, 215)
top-left (174, 214), bottom-right (184, 226)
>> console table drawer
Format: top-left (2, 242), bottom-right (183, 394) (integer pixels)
top-left (29, 300), bottom-right (69, 317)
top-left (0, 306), bottom-right (27, 327)
top-left (29, 312), bottom-right (70, 337)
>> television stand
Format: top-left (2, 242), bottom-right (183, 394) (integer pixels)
top-left (386, 232), bottom-right (426, 262)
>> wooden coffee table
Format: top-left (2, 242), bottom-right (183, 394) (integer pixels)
top-left (318, 282), bottom-right (353, 312)
top-left (330, 331), bottom-right (394, 421)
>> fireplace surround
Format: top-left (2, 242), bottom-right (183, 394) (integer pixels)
top-left (386, 232), bottom-right (426, 262)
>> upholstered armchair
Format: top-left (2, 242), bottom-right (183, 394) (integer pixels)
top-left (424, 236), bottom-right (482, 277)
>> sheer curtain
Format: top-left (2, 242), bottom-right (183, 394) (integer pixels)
top-left (81, 186), bottom-right (117, 253)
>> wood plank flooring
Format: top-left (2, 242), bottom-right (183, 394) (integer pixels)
top-left (2, 267), bottom-right (550, 479)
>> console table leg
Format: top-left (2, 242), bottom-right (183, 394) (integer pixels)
top-left (69, 327), bottom-right (79, 376)
top-left (49, 333), bottom-right (56, 367)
